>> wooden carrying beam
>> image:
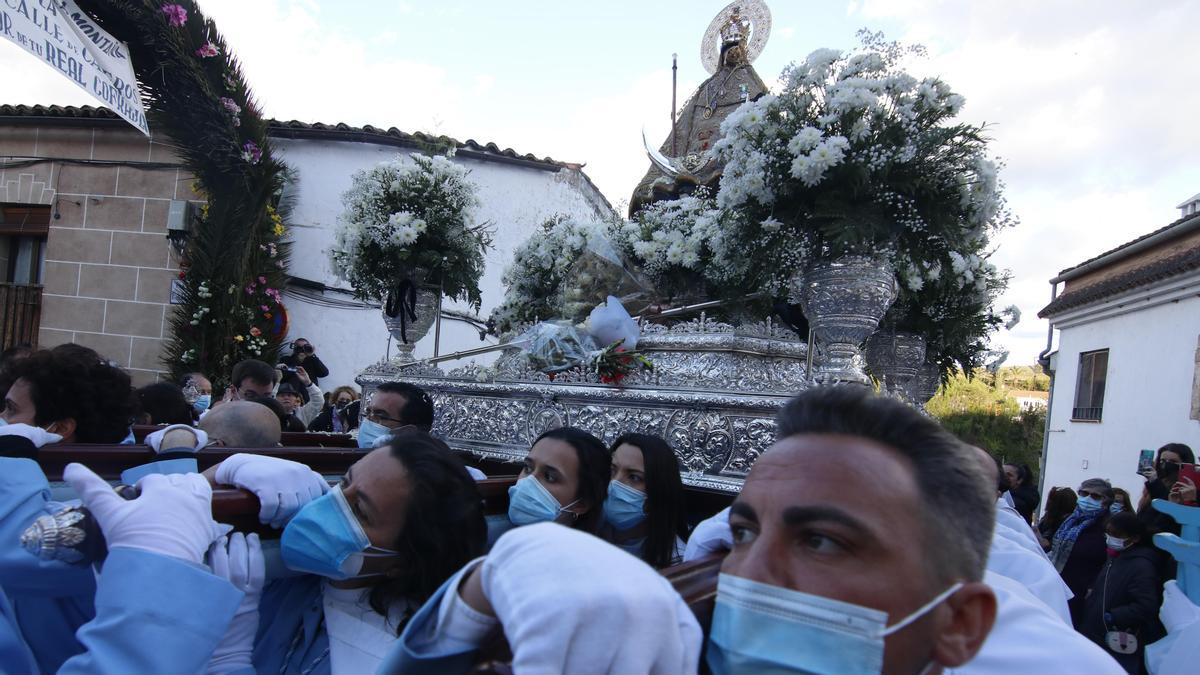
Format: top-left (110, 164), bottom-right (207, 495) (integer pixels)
top-left (37, 445), bottom-right (366, 482)
top-left (129, 425), bottom-right (358, 448)
top-left (210, 476), bottom-right (521, 537)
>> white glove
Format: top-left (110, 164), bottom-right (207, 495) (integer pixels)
top-left (683, 507), bottom-right (732, 562)
top-left (64, 463), bottom-right (219, 564)
top-left (1161, 580), bottom-right (1200, 633)
top-left (205, 532), bottom-right (265, 675)
top-left (215, 453), bottom-right (329, 528)
top-left (145, 424), bottom-right (208, 453)
top-left (0, 423), bottom-right (63, 448)
top-left (481, 523), bottom-right (702, 674)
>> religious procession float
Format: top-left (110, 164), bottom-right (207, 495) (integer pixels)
top-left (337, 1), bottom-right (1020, 493)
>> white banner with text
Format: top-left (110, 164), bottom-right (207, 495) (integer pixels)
top-left (1, 0), bottom-right (149, 135)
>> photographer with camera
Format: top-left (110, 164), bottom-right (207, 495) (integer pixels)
top-left (278, 338), bottom-right (329, 394)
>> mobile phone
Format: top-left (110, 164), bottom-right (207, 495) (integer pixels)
top-left (1137, 449), bottom-right (1155, 475)
top-left (1179, 463), bottom-right (1200, 487)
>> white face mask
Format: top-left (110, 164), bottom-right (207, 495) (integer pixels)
top-left (1106, 535), bottom-right (1129, 551)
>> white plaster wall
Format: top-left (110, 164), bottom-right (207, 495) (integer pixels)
top-left (272, 137), bottom-right (611, 391)
top-left (1042, 295), bottom-right (1200, 506)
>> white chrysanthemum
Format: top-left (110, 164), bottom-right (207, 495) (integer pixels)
top-left (787, 127), bottom-right (823, 156)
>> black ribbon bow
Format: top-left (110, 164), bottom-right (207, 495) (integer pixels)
top-left (384, 278), bottom-right (419, 344)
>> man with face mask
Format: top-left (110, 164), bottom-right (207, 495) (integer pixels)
top-left (357, 382), bottom-right (433, 447)
top-left (181, 372), bottom-right (214, 417)
top-left (384, 388), bottom-right (998, 673)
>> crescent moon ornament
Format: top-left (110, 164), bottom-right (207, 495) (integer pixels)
top-left (701, 0), bottom-right (772, 75)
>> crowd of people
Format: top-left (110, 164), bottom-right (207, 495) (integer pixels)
top-left (0, 340), bottom-right (1196, 673)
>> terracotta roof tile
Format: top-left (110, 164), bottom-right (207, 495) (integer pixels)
top-left (0, 104), bottom-right (568, 169)
top-left (1039, 245), bottom-right (1200, 318)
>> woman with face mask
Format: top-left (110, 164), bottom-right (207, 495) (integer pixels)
top-left (1050, 478), bottom-right (1114, 628)
top-left (309, 386), bottom-right (360, 434)
top-left (1078, 511), bottom-right (1161, 673)
top-left (497, 427), bottom-right (610, 542)
top-left (206, 429), bottom-right (486, 674)
top-left (601, 433), bottom-right (690, 568)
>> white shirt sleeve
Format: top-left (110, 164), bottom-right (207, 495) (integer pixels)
top-left (297, 383), bottom-right (323, 426)
top-left (435, 559), bottom-right (498, 646)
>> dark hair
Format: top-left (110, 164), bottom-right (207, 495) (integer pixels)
top-left (0, 342), bottom-right (33, 401)
top-left (1107, 511), bottom-right (1149, 544)
top-left (375, 381), bottom-right (434, 431)
top-left (231, 359), bottom-right (275, 390)
top-left (247, 397), bottom-right (288, 433)
top-left (1003, 463), bottom-right (1035, 489)
top-left (776, 386), bottom-right (994, 585)
top-left (369, 429), bottom-right (486, 633)
top-left (1112, 488), bottom-right (1133, 511)
top-left (0, 343), bottom-right (32, 371)
top-left (1039, 486), bottom-right (1078, 530)
top-left (1156, 443), bottom-right (1195, 469)
top-left (135, 382), bottom-right (193, 425)
top-left (611, 433), bottom-right (689, 568)
top-left (534, 427), bottom-right (611, 534)
top-left (8, 347), bottom-right (135, 443)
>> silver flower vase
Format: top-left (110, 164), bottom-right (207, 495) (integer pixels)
top-left (865, 332), bottom-right (927, 400)
top-left (383, 279), bottom-right (440, 362)
top-left (794, 255), bottom-right (899, 385)
top-left (914, 360), bottom-right (942, 406)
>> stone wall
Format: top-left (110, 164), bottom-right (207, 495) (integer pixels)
top-left (0, 124), bottom-right (200, 386)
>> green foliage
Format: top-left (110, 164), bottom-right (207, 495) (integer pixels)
top-left (927, 367), bottom-right (1047, 471)
top-left (79, 0), bottom-right (293, 388)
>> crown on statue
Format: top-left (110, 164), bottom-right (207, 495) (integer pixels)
top-left (720, 7), bottom-right (751, 46)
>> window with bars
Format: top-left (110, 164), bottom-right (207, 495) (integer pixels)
top-left (1072, 349), bottom-right (1108, 422)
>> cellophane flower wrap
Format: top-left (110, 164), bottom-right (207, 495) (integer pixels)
top-left (330, 153), bottom-right (491, 308)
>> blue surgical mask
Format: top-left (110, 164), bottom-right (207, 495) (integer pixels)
top-left (193, 395), bottom-right (211, 414)
top-left (707, 573), bottom-right (963, 675)
top-left (507, 475), bottom-right (578, 526)
top-left (1109, 502), bottom-right (1124, 514)
top-left (356, 418), bottom-right (390, 449)
top-left (1077, 496), bottom-right (1104, 513)
top-left (603, 480), bottom-right (647, 530)
top-left (0, 417), bottom-right (8, 427)
top-left (280, 485), bottom-right (398, 580)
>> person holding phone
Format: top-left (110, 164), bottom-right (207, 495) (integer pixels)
top-left (1136, 443), bottom-right (1195, 527)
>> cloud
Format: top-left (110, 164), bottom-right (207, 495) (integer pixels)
top-left (852, 0), bottom-right (1200, 362)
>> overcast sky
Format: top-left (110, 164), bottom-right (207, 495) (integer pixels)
top-left (4, 0), bottom-right (1197, 364)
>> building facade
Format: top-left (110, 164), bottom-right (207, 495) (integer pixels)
top-left (0, 105), bottom-right (611, 389)
top-left (1038, 198), bottom-right (1200, 505)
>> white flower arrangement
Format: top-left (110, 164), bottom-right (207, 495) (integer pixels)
top-left (330, 153), bottom-right (491, 308)
top-left (490, 216), bottom-right (612, 334)
top-left (706, 31), bottom-right (1013, 293)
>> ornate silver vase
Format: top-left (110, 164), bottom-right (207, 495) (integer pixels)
top-left (794, 255), bottom-right (898, 385)
top-left (865, 332), bottom-right (927, 400)
top-left (383, 286), bottom-right (440, 361)
top-left (914, 360), bottom-right (942, 406)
